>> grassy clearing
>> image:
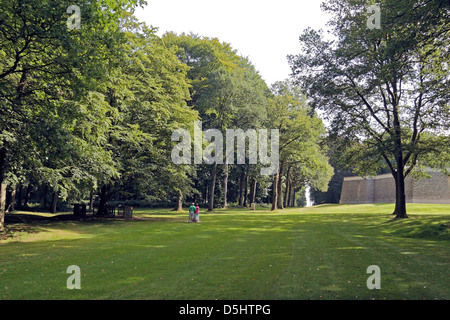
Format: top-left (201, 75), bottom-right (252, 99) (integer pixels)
top-left (0, 204), bottom-right (448, 300)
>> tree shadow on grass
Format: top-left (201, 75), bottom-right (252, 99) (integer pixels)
top-left (2, 213), bottom-right (83, 241)
top-left (0, 224), bottom-right (41, 241)
top-left (381, 216), bottom-right (450, 241)
top-left (5, 213), bottom-right (78, 224)
top-left (4, 212), bottom-right (180, 224)
top-left (1, 212), bottom-right (181, 243)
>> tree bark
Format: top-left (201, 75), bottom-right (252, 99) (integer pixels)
top-left (50, 190), bottom-right (58, 213)
top-left (285, 180), bottom-right (291, 208)
top-left (175, 189), bottom-right (183, 211)
top-left (0, 184), bottom-right (6, 230)
top-left (271, 173), bottom-right (278, 211)
top-left (393, 169), bottom-right (408, 219)
top-left (250, 178), bottom-right (257, 205)
top-left (243, 169), bottom-right (249, 207)
top-left (238, 167), bottom-right (245, 207)
top-left (6, 186), bottom-right (16, 212)
top-left (277, 163), bottom-right (284, 209)
top-left (392, 107), bottom-right (408, 219)
top-left (284, 166), bottom-right (291, 208)
top-left (42, 184), bottom-right (48, 209)
top-left (223, 163), bottom-right (228, 209)
top-left (208, 162), bottom-right (218, 211)
top-left (89, 190), bottom-right (94, 212)
top-left (24, 184), bottom-right (32, 208)
top-left (17, 184), bottom-right (23, 209)
top-left (0, 148), bottom-right (7, 230)
top-left (290, 184), bottom-right (296, 207)
top-left (392, 173), bottom-right (399, 215)
top-left (98, 184), bottom-right (111, 215)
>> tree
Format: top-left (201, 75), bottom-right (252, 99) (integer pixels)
top-left (228, 57), bottom-right (270, 208)
top-left (164, 33), bottom-right (270, 211)
top-left (310, 137), bottom-right (356, 205)
top-left (289, 0), bottom-right (450, 218)
top-left (0, 0), bottom-right (146, 227)
top-left (94, 22), bottom-right (199, 214)
top-left (266, 80), bottom-right (333, 211)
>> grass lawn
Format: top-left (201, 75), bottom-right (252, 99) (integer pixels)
top-left (0, 203), bottom-right (449, 300)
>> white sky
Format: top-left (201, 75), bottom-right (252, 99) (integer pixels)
top-left (134, 0), bottom-right (331, 86)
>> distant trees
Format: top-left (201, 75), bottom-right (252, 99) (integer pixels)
top-left (163, 33), bottom-right (272, 211)
top-left (266, 81), bottom-right (333, 211)
top-left (164, 33), bottom-right (333, 211)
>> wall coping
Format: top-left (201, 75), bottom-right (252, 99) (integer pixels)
top-left (343, 168), bottom-right (449, 182)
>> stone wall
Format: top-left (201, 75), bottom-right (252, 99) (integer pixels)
top-left (412, 172), bottom-right (450, 204)
top-left (340, 170), bottom-right (450, 204)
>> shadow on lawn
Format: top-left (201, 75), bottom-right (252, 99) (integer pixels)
top-left (1, 213), bottom-right (83, 241)
top-left (382, 217), bottom-right (450, 241)
top-left (5, 213), bottom-right (80, 224)
top-left (4, 212), bottom-right (180, 224)
top-left (1, 212), bottom-right (180, 242)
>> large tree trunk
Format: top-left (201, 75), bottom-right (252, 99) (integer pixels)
top-left (250, 178), bottom-right (257, 205)
top-left (393, 170), bottom-right (408, 219)
top-left (50, 190), bottom-right (58, 213)
top-left (290, 184), bottom-right (296, 207)
top-left (392, 109), bottom-right (408, 219)
top-left (42, 184), bottom-right (48, 209)
top-left (284, 166), bottom-right (291, 208)
top-left (24, 184), bottom-right (32, 208)
top-left (6, 186), bottom-right (16, 212)
top-left (277, 163), bottom-right (284, 209)
top-left (285, 180), bottom-right (291, 208)
top-left (223, 163), bottom-right (228, 209)
top-left (0, 184), bottom-right (6, 230)
top-left (98, 184), bottom-right (111, 215)
top-left (89, 190), bottom-right (94, 212)
top-left (175, 189), bottom-right (183, 211)
top-left (271, 173), bottom-right (278, 211)
top-left (243, 170), bottom-right (249, 207)
top-left (238, 167), bottom-right (245, 207)
top-left (0, 148), bottom-right (7, 230)
top-left (17, 184), bottom-right (23, 210)
top-left (392, 173), bottom-right (399, 215)
top-left (208, 162), bottom-right (218, 211)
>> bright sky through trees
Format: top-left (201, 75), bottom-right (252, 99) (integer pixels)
top-left (134, 0), bottom-right (329, 85)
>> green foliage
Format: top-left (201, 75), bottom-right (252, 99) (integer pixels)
top-left (268, 80), bottom-right (334, 192)
top-left (95, 22), bottom-right (200, 203)
top-left (0, 0), bottom-right (146, 204)
top-left (0, 0), bottom-right (197, 218)
top-left (290, 0), bottom-right (450, 174)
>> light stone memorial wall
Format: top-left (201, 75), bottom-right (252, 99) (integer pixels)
top-left (340, 170), bottom-right (450, 205)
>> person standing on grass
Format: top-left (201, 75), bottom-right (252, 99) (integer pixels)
top-left (188, 203), bottom-right (196, 223)
top-left (194, 203), bottom-right (200, 223)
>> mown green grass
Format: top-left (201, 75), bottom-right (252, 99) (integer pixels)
top-left (0, 204), bottom-right (448, 300)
